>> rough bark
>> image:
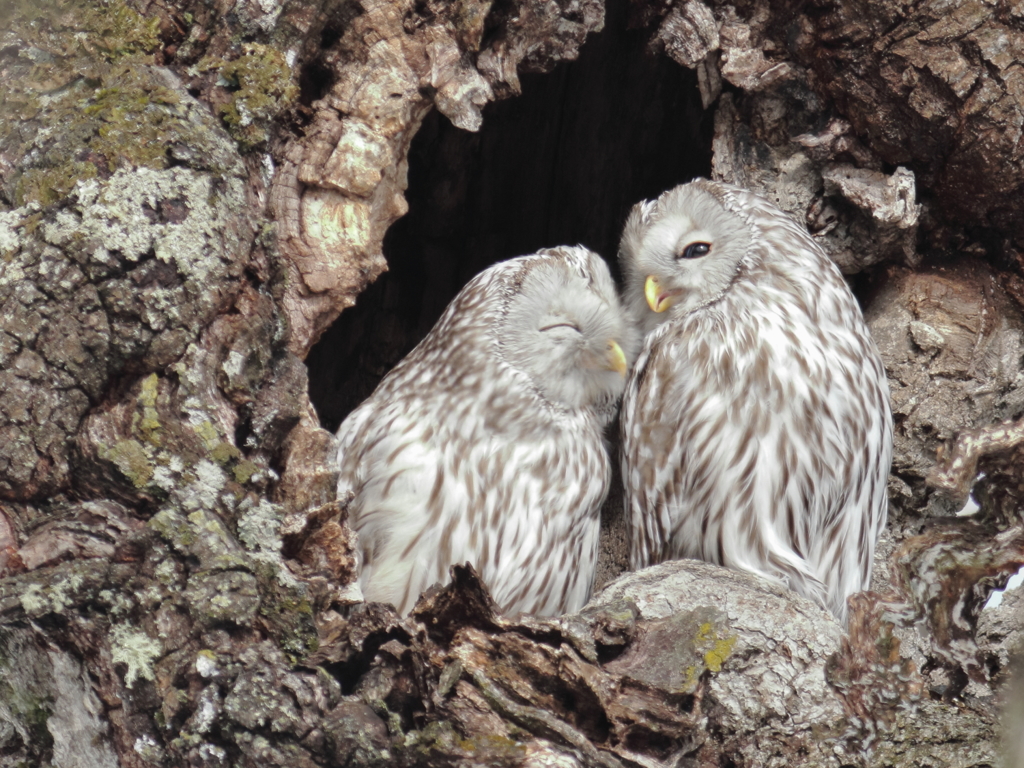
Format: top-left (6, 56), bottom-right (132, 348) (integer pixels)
top-left (1, 0), bottom-right (1023, 766)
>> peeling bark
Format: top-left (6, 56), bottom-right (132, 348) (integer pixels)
top-left (270, 0), bottom-right (604, 357)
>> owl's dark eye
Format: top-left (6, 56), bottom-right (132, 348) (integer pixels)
top-left (539, 322), bottom-right (581, 333)
top-left (678, 242), bottom-right (711, 259)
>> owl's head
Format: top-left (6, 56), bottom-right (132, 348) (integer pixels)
top-left (498, 246), bottom-right (638, 414)
top-left (618, 179), bottom-right (753, 335)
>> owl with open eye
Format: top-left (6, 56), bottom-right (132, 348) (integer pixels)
top-left (618, 179), bottom-right (892, 623)
top-left (336, 246), bottom-right (638, 617)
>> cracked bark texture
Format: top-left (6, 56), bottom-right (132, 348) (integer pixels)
top-left (1, 0), bottom-right (1024, 766)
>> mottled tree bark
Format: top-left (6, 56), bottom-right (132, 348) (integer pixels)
top-left (1, 0), bottom-right (1022, 766)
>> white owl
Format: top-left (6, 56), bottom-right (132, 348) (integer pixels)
top-left (619, 179), bottom-right (892, 623)
top-left (336, 246), bottom-right (637, 617)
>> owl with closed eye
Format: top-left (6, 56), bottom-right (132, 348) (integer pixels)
top-left (618, 179), bottom-right (892, 623)
top-left (336, 246), bottom-right (638, 617)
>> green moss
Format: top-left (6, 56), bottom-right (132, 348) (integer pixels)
top-left (193, 420), bottom-right (222, 451)
top-left (211, 441), bottom-right (242, 466)
top-left (0, 0), bottom-right (187, 206)
top-left (140, 376), bottom-right (159, 411)
top-left (136, 373), bottom-right (163, 445)
top-left (85, 81), bottom-right (187, 169)
top-left (150, 507), bottom-right (198, 549)
top-left (20, 212), bottom-right (44, 236)
top-left (233, 459), bottom-right (259, 484)
top-left (400, 721), bottom-right (527, 763)
top-left (1, 0), bottom-right (240, 207)
top-left (199, 44), bottom-right (298, 151)
top-left (10, 71), bottom-right (220, 206)
top-left (87, 1), bottom-right (162, 59)
top-left (16, 162), bottom-right (99, 207)
top-left (0, 0), bottom-right (160, 62)
top-left (100, 438), bottom-right (154, 488)
top-left (460, 732), bottom-right (521, 753)
top-left (94, 373), bottom-right (251, 499)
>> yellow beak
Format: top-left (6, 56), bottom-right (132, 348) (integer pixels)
top-left (645, 275), bottom-right (674, 313)
top-left (606, 340), bottom-right (628, 375)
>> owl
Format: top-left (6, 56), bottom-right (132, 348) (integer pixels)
top-left (336, 246), bottom-right (637, 617)
top-left (618, 179), bottom-right (892, 623)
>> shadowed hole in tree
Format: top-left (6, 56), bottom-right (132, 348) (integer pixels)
top-left (306, 2), bottom-right (713, 432)
top-left (322, 608), bottom-right (415, 698)
top-left (564, 689), bottom-right (612, 743)
top-left (297, 58), bottom-right (335, 108)
top-left (624, 726), bottom-right (691, 759)
top-left (296, 5), bottom-right (359, 110)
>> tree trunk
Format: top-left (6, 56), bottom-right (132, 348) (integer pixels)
top-left (1, 0), bottom-right (1022, 766)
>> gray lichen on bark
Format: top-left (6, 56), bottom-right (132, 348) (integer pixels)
top-left (0, 60), bottom-right (255, 500)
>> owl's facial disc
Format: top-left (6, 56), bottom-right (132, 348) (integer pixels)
top-left (643, 231), bottom-right (715, 313)
top-left (498, 249), bottom-right (637, 415)
top-left (619, 182), bottom-right (755, 336)
top-left (540, 321), bottom-right (627, 375)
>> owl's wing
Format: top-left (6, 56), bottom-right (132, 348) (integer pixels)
top-left (622, 336), bottom-right (682, 565)
top-left (335, 399), bottom-right (377, 495)
top-left (481, 418), bottom-right (609, 616)
top-left (786, 322), bottom-right (893, 617)
top-left (335, 398), bottom-right (460, 614)
top-left (621, 332), bottom-right (680, 570)
top-left (623, 319), bottom-right (831, 607)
